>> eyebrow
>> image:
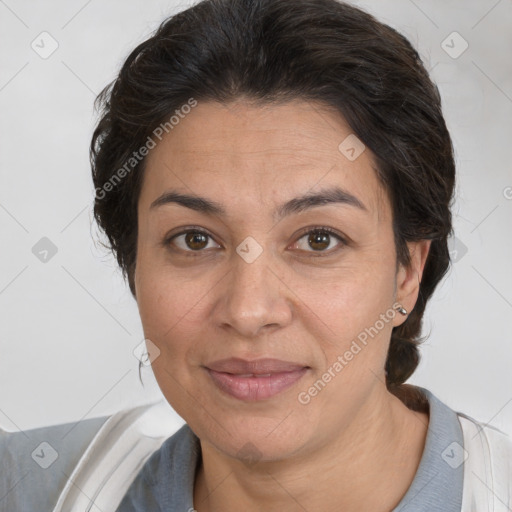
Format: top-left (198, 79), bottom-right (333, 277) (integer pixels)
top-left (149, 186), bottom-right (368, 221)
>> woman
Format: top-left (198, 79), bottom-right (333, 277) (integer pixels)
top-left (1, 0), bottom-right (511, 510)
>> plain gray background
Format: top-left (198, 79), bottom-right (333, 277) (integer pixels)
top-left (0, 0), bottom-right (511, 435)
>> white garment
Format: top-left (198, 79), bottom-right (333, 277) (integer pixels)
top-left (459, 413), bottom-right (512, 511)
top-left (51, 400), bottom-right (184, 512)
top-left (51, 400), bottom-right (512, 512)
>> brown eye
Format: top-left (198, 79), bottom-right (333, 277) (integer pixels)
top-left (294, 228), bottom-right (345, 254)
top-left (184, 231), bottom-right (209, 250)
top-left (308, 231), bottom-right (331, 251)
top-left (168, 229), bottom-right (220, 253)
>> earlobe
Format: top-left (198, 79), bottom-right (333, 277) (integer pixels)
top-left (394, 239), bottom-right (432, 323)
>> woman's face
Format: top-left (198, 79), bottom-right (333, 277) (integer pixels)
top-left (135, 99), bottom-right (428, 461)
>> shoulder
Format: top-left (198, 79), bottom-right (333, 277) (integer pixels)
top-left (0, 415), bottom-right (108, 512)
top-left (0, 400), bottom-right (184, 512)
top-left (457, 411), bottom-right (512, 469)
top-left (52, 399), bottom-right (185, 512)
top-left (457, 412), bottom-right (512, 509)
top-left (457, 410), bottom-right (512, 459)
top-left (412, 386), bottom-right (512, 508)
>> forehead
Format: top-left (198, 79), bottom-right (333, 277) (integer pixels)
top-left (140, 99), bottom-right (389, 224)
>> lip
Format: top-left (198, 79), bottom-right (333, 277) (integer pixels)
top-left (205, 358), bottom-right (309, 401)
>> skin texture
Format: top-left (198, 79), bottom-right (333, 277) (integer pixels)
top-left (134, 99), bottom-right (432, 512)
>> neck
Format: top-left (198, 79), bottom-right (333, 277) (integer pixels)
top-left (193, 385), bottom-right (429, 512)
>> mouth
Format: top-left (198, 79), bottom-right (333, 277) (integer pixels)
top-left (204, 358), bottom-right (310, 401)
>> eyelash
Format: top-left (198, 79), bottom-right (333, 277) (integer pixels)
top-left (163, 225), bottom-right (347, 258)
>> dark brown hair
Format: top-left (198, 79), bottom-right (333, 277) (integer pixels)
top-left (90, 0), bottom-right (456, 408)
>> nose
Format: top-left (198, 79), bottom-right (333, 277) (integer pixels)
top-left (213, 247), bottom-right (293, 339)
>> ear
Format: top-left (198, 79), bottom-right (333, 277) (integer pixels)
top-left (392, 239), bottom-right (432, 327)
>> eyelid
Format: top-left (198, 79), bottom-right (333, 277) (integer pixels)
top-left (164, 225), bottom-right (347, 255)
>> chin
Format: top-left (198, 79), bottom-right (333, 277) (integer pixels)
top-left (194, 412), bottom-right (313, 463)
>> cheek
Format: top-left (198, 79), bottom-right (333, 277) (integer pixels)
top-left (135, 269), bottom-right (205, 405)
top-left (135, 262), bottom-right (216, 361)
top-left (137, 280), bottom-right (190, 337)
top-left (309, 262), bottom-right (394, 326)
top-left (304, 265), bottom-right (397, 378)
